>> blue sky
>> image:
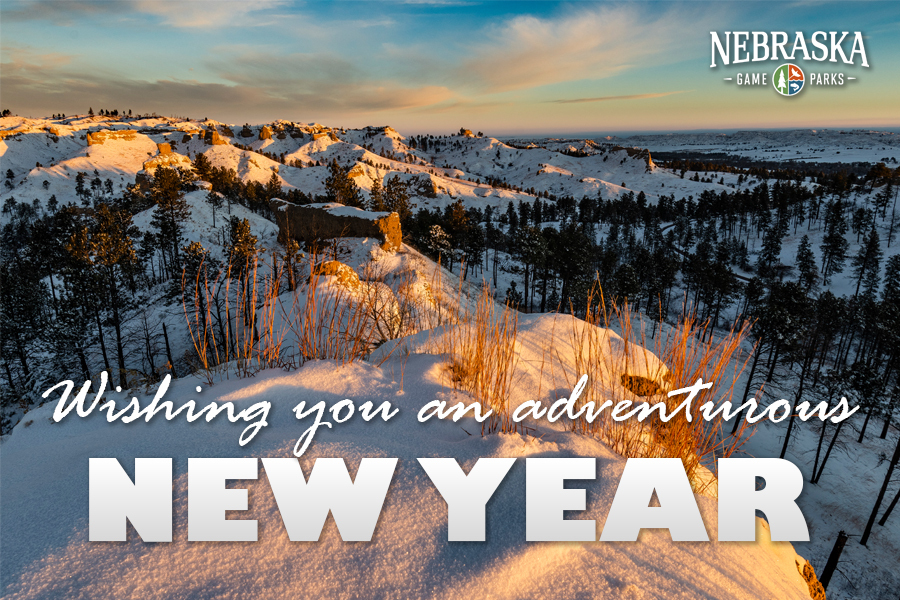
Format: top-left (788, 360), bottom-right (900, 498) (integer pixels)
top-left (1, 1), bottom-right (898, 135)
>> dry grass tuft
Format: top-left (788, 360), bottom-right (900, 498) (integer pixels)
top-left (441, 284), bottom-right (523, 435)
top-left (560, 282), bottom-right (756, 492)
top-left (183, 252), bottom-right (377, 382)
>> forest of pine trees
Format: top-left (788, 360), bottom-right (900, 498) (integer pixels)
top-left (2, 148), bottom-right (899, 479)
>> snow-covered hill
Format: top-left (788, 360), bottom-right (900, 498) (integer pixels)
top-left (1, 115), bottom-right (747, 217)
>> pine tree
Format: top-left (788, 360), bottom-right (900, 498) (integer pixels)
top-left (874, 178), bottom-right (894, 218)
top-left (149, 167), bottom-right (190, 274)
top-left (820, 199), bottom-right (849, 285)
top-left (368, 178), bottom-right (385, 211)
top-left (67, 204), bottom-right (137, 388)
top-left (324, 160), bottom-right (363, 208)
top-left (796, 234), bottom-right (819, 292)
top-left (384, 177), bottom-right (412, 223)
top-left (426, 224), bottom-right (451, 265)
top-left (851, 227), bottom-right (883, 297)
top-left (883, 255), bottom-right (900, 305)
top-left (192, 153), bottom-right (212, 181)
top-left (265, 171), bottom-right (283, 200)
top-left (205, 190), bottom-right (224, 228)
top-left (756, 218), bottom-right (787, 279)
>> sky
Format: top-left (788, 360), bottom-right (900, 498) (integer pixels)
top-left (1, 1), bottom-right (899, 136)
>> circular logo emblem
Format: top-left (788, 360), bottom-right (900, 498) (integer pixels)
top-left (773, 63), bottom-right (804, 96)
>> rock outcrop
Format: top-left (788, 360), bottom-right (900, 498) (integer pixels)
top-left (156, 142), bottom-right (172, 155)
top-left (204, 127), bottom-right (228, 145)
top-left (86, 130), bottom-right (138, 145)
top-left (272, 201), bottom-right (402, 252)
top-left (310, 260), bottom-right (361, 289)
top-left (405, 172), bottom-right (439, 198)
top-left (259, 125), bottom-right (273, 140)
top-left (142, 150), bottom-right (192, 173)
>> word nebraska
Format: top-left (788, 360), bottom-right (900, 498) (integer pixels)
top-left (710, 31), bottom-right (868, 67)
top-left (90, 456), bottom-right (810, 544)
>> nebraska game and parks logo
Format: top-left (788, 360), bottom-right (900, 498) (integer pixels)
top-left (709, 31), bottom-right (869, 95)
top-left (773, 63), bottom-right (804, 96)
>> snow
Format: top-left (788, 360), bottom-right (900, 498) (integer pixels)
top-left (1, 324), bottom-right (814, 600)
top-left (302, 202), bottom-right (394, 220)
top-left (617, 129), bottom-right (900, 165)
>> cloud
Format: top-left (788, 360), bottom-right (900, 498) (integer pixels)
top-left (203, 49), bottom-right (456, 112)
top-left (0, 1), bottom-right (132, 25)
top-left (550, 91), bottom-right (690, 104)
top-left (456, 5), bottom-right (707, 93)
top-left (0, 0), bottom-right (285, 28)
top-left (1, 45), bottom-right (72, 73)
top-left (133, 0), bottom-right (286, 28)
top-left (1, 44), bottom-right (454, 121)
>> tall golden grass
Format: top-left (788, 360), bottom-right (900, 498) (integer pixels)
top-left (184, 250), bottom-right (757, 491)
top-left (182, 250), bottom-right (379, 382)
top-left (440, 284), bottom-right (524, 435)
top-left (559, 283), bottom-right (755, 492)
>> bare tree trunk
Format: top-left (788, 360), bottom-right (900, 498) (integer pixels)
top-left (3, 361), bottom-right (15, 392)
top-left (94, 308), bottom-right (111, 376)
top-left (781, 346), bottom-right (817, 458)
top-left (878, 485), bottom-right (899, 527)
top-left (819, 530), bottom-right (848, 590)
top-left (860, 433), bottom-right (900, 545)
top-left (813, 420), bottom-right (845, 484)
top-left (733, 342), bottom-right (762, 435)
top-left (162, 322), bottom-right (176, 377)
top-left (881, 410), bottom-right (894, 439)
top-left (812, 420), bottom-right (828, 481)
top-left (109, 275), bottom-right (127, 390)
top-left (858, 408), bottom-right (873, 443)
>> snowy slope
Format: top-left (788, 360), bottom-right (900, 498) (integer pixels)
top-left (0, 314), bottom-right (815, 600)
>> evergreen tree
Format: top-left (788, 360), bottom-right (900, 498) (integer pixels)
top-left (369, 178), bottom-right (386, 211)
top-left (756, 217), bottom-right (787, 279)
top-left (426, 224), bottom-right (451, 265)
top-left (796, 235), bottom-right (819, 292)
top-left (192, 153), bottom-right (212, 181)
top-left (851, 227), bottom-right (883, 297)
top-left (149, 167), bottom-right (190, 274)
top-left (227, 216), bottom-right (259, 270)
top-left (384, 177), bottom-right (412, 224)
top-left (265, 171), bottom-right (283, 200)
top-left (66, 204), bottom-right (137, 388)
top-left (883, 254), bottom-right (900, 305)
top-left (324, 159), bottom-right (363, 208)
top-left (205, 190), bottom-right (224, 228)
top-left (820, 199), bottom-right (849, 285)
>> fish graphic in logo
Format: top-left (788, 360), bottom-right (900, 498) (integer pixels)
top-left (773, 63), bottom-right (804, 96)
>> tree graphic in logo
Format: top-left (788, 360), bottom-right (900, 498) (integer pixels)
top-left (773, 63), bottom-right (804, 96)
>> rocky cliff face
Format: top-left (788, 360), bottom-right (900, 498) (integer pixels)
top-left (85, 130), bottom-right (138, 145)
top-left (142, 150), bottom-right (192, 173)
top-left (271, 201), bottom-right (402, 252)
top-left (611, 145), bottom-right (655, 170)
top-left (204, 126), bottom-right (228, 145)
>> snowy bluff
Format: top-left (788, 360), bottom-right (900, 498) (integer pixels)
top-left (88, 456), bottom-right (811, 544)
